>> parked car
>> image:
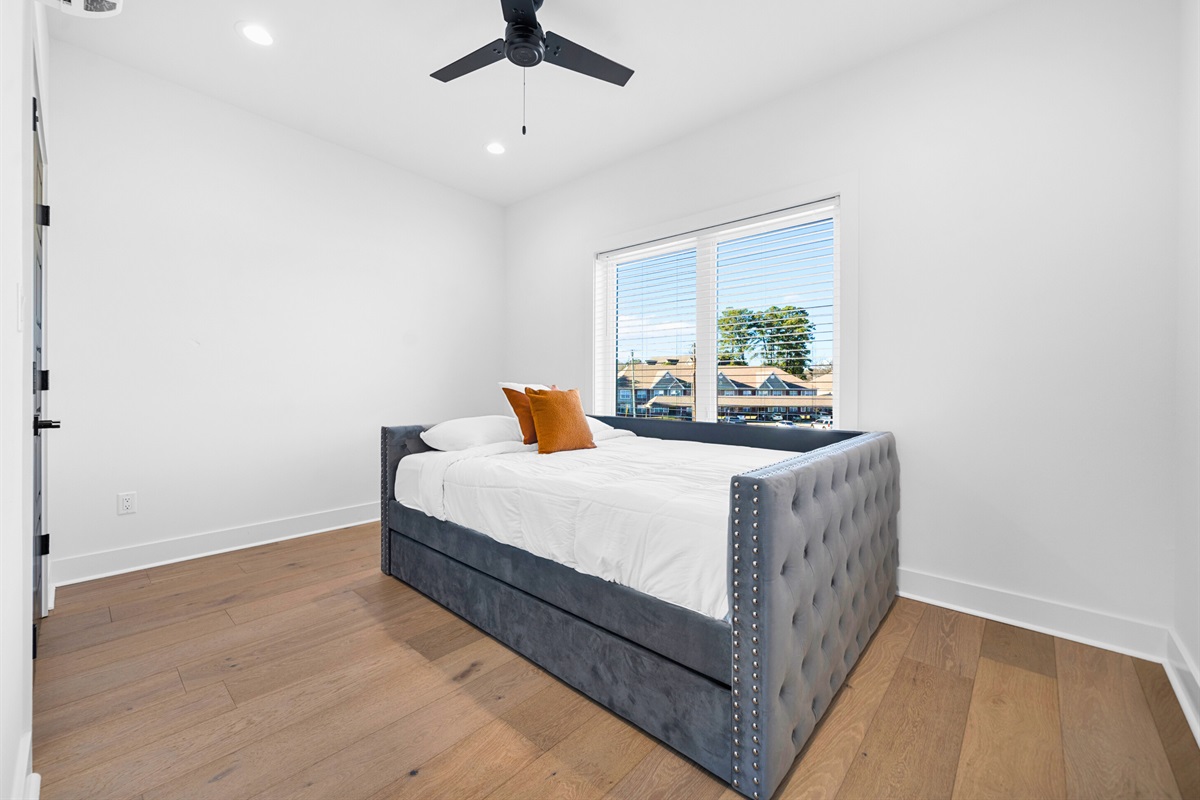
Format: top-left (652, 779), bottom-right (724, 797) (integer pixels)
top-left (727, 417), bottom-right (747, 425)
top-left (770, 414), bottom-right (783, 421)
top-left (810, 415), bottom-right (834, 429)
top-left (776, 421), bottom-right (796, 428)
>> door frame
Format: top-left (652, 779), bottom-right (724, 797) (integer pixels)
top-left (31, 57), bottom-right (50, 625)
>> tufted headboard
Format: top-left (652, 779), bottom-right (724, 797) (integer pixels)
top-left (727, 431), bottom-right (900, 799)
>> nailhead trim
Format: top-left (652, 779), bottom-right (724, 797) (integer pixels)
top-left (730, 475), bottom-right (764, 797)
top-left (730, 477), bottom-right (745, 793)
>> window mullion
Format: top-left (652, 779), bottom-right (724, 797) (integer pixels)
top-left (593, 258), bottom-right (616, 415)
top-left (695, 235), bottom-right (717, 423)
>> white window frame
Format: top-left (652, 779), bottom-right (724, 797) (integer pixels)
top-left (593, 179), bottom-right (858, 428)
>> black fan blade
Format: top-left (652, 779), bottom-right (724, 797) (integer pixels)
top-left (500, 0), bottom-right (539, 26)
top-left (543, 31), bottom-right (633, 87)
top-left (431, 39), bottom-right (506, 82)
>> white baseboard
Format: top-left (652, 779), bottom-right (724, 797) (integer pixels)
top-left (1166, 630), bottom-right (1200, 740)
top-left (52, 503), bottom-right (378, 586)
top-left (899, 567), bottom-right (1169, 659)
top-left (899, 566), bottom-right (1200, 743)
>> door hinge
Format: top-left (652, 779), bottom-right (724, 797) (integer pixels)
top-left (36, 204), bottom-right (50, 227)
top-left (33, 624), bottom-right (38, 659)
top-left (40, 369), bottom-right (50, 391)
top-left (32, 97), bottom-right (38, 132)
top-left (37, 533), bottom-right (49, 557)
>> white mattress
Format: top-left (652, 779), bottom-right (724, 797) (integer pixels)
top-left (394, 429), bottom-right (798, 620)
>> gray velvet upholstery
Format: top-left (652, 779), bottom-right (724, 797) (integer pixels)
top-left (380, 425), bottom-right (431, 574)
top-left (379, 424), bottom-right (900, 800)
top-left (727, 432), bottom-right (899, 799)
top-left (391, 501), bottom-right (731, 683)
top-left (595, 415), bottom-right (862, 453)
top-left (391, 531), bottom-right (733, 779)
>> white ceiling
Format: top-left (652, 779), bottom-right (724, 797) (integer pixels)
top-left (49, 0), bottom-right (1020, 206)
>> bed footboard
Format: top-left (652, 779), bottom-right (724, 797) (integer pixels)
top-left (729, 431), bottom-right (900, 800)
top-left (380, 425), bottom-right (431, 574)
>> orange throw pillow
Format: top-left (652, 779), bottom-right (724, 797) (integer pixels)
top-left (525, 388), bottom-right (596, 455)
top-left (501, 387), bottom-right (539, 445)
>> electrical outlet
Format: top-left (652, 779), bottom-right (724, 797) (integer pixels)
top-left (117, 491), bottom-right (137, 515)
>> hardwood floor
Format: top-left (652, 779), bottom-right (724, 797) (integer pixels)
top-left (33, 523), bottom-right (1200, 800)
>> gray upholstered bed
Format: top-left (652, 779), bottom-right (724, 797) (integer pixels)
top-left (380, 416), bottom-right (899, 799)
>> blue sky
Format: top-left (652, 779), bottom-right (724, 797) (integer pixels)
top-left (614, 217), bottom-right (835, 369)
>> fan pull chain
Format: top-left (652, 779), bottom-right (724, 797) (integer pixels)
top-left (522, 70), bottom-right (527, 135)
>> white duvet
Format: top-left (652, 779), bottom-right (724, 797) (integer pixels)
top-left (394, 429), bottom-right (798, 620)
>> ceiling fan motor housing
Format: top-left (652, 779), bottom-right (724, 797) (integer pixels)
top-left (505, 23), bottom-right (545, 67)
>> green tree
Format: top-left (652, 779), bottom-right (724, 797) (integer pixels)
top-left (717, 308), bottom-right (756, 364)
top-left (717, 305), bottom-right (814, 377)
top-left (757, 305), bottom-right (813, 377)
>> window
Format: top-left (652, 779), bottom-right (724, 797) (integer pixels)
top-left (601, 245), bottom-right (698, 421)
top-left (595, 199), bottom-right (839, 423)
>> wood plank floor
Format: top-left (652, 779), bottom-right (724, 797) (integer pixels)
top-left (33, 523), bottom-right (1200, 800)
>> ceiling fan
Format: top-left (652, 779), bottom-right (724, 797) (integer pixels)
top-left (431, 0), bottom-right (634, 87)
top-left (36, 0), bottom-right (122, 17)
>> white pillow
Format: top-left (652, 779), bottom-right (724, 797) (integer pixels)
top-left (586, 416), bottom-right (614, 435)
top-left (498, 381), bottom-right (551, 393)
top-left (420, 415), bottom-right (522, 451)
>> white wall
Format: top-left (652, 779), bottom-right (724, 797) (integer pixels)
top-left (506, 0), bottom-right (1188, 671)
top-left (1172, 0), bottom-right (1200, 723)
top-left (1, 3), bottom-right (48, 796)
top-left (47, 43), bottom-right (507, 582)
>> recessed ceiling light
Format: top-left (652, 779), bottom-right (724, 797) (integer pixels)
top-left (486, 142), bottom-right (506, 155)
top-left (237, 22), bottom-right (274, 46)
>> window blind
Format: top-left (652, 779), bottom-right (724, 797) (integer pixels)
top-left (594, 198), bottom-right (840, 425)
top-left (608, 243), bottom-right (697, 419)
